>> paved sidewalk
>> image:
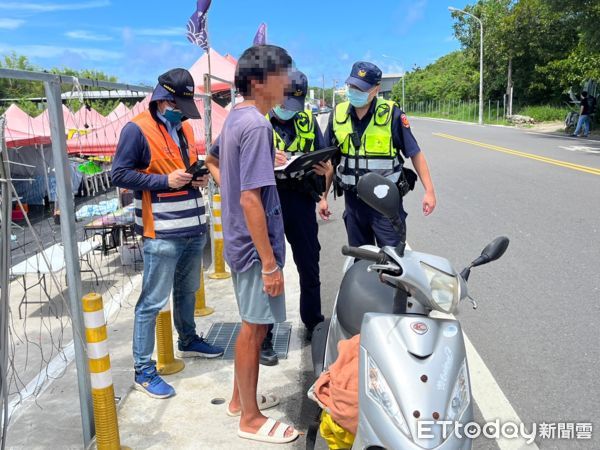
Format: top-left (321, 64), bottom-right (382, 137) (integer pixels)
top-left (6, 243), bottom-right (310, 449)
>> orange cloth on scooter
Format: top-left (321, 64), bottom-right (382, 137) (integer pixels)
top-left (319, 410), bottom-right (355, 449)
top-left (314, 334), bottom-right (360, 434)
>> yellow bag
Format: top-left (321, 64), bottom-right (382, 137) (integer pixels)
top-left (319, 410), bottom-right (355, 449)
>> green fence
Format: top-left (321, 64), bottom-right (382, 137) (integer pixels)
top-left (404, 99), bottom-right (506, 124)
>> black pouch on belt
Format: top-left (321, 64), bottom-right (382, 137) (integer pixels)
top-left (397, 167), bottom-right (417, 197)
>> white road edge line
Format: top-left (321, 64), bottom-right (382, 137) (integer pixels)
top-left (432, 311), bottom-right (539, 449)
top-left (463, 331), bottom-right (539, 449)
top-left (7, 273), bottom-right (143, 423)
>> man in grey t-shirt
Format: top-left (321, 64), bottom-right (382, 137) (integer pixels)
top-left (206, 45), bottom-right (299, 444)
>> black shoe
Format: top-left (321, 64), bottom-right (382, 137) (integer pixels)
top-left (305, 327), bottom-right (314, 342)
top-left (260, 341), bottom-right (279, 366)
top-left (305, 321), bottom-right (323, 342)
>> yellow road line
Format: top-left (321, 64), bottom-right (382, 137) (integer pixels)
top-left (433, 132), bottom-right (600, 176)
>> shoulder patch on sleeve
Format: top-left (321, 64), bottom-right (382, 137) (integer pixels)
top-left (401, 113), bottom-right (410, 128)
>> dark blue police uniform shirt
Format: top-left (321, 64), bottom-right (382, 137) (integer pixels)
top-left (324, 99), bottom-right (421, 159)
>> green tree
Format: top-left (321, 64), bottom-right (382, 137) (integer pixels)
top-left (1, 53), bottom-right (121, 117)
top-left (546, 0), bottom-right (600, 52)
top-left (0, 53), bottom-right (45, 115)
top-left (452, 0), bottom-right (580, 103)
top-left (391, 51), bottom-right (478, 104)
top-left (451, 0), bottom-right (513, 100)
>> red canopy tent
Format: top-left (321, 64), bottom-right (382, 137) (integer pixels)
top-left (188, 99), bottom-right (228, 154)
top-left (31, 105), bottom-right (79, 136)
top-left (67, 97), bottom-right (228, 156)
top-left (2, 104), bottom-right (51, 147)
top-left (189, 48), bottom-right (236, 93)
top-left (4, 50), bottom-right (233, 156)
top-left (224, 54), bottom-right (238, 66)
top-left (3, 127), bottom-right (51, 148)
top-left (73, 106), bottom-right (106, 129)
top-left (105, 102), bottom-right (130, 123)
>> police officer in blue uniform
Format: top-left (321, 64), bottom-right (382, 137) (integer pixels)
top-left (324, 61), bottom-right (436, 246)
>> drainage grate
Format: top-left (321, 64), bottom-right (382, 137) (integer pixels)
top-left (204, 322), bottom-right (292, 360)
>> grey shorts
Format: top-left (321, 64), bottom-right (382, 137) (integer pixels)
top-left (232, 262), bottom-right (286, 324)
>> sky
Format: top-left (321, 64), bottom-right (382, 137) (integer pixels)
top-left (0, 0), bottom-right (471, 88)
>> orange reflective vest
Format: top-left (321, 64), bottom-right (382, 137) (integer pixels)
top-left (131, 111), bottom-right (206, 239)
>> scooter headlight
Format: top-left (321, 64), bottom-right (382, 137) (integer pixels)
top-left (444, 359), bottom-right (470, 427)
top-left (366, 355), bottom-right (411, 437)
top-left (420, 262), bottom-right (459, 313)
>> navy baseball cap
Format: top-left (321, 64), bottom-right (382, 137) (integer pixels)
top-left (150, 68), bottom-right (201, 119)
top-left (345, 61), bottom-right (382, 92)
top-left (283, 70), bottom-right (308, 112)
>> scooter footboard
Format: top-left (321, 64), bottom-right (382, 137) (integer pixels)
top-left (311, 318), bottom-right (330, 377)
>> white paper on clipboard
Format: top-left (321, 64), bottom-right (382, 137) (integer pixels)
top-left (274, 155), bottom-right (301, 172)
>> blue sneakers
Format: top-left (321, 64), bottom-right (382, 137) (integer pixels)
top-left (134, 368), bottom-right (175, 399)
top-left (176, 334), bottom-right (224, 358)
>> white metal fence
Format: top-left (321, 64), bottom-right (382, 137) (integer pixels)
top-left (0, 68), bottom-right (221, 449)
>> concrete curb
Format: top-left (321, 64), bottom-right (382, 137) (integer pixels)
top-left (109, 242), bottom-right (305, 449)
top-left (5, 242), bottom-right (305, 449)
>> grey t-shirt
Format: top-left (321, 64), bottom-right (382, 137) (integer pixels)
top-left (214, 105), bottom-right (285, 273)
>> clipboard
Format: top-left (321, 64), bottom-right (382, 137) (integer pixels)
top-left (275, 146), bottom-right (338, 176)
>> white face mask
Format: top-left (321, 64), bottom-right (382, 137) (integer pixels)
top-left (347, 87), bottom-right (371, 107)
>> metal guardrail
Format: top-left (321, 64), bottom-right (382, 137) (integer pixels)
top-left (0, 68), bottom-right (153, 93)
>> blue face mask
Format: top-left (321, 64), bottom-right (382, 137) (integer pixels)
top-left (273, 105), bottom-right (297, 121)
top-left (163, 106), bottom-right (183, 125)
top-left (347, 87), bottom-right (371, 108)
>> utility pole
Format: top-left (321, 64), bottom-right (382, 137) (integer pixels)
top-left (402, 74), bottom-right (405, 110)
top-left (332, 79), bottom-right (337, 110)
top-left (382, 54), bottom-right (406, 108)
top-left (506, 56), bottom-right (513, 116)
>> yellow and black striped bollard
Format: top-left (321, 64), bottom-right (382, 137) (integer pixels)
top-left (209, 193), bottom-right (231, 280)
top-left (155, 298), bottom-right (185, 375)
top-left (82, 293), bottom-right (129, 450)
top-left (194, 268), bottom-right (214, 317)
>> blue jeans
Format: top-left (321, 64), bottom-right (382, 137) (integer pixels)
top-left (133, 234), bottom-right (206, 372)
top-left (574, 114), bottom-right (590, 136)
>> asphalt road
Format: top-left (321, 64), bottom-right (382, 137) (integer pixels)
top-left (301, 115), bottom-right (599, 449)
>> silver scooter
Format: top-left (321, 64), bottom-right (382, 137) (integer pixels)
top-left (310, 172), bottom-right (509, 449)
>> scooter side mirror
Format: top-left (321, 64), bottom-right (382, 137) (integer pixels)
top-left (357, 173), bottom-right (401, 221)
top-left (471, 236), bottom-right (510, 267)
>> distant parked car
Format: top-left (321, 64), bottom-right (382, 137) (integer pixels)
top-left (319, 106), bottom-right (332, 114)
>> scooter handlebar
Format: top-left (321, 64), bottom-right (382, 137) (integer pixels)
top-left (341, 245), bottom-right (388, 264)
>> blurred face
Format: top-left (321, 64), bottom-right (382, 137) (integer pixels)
top-left (253, 69), bottom-right (290, 108)
top-left (158, 100), bottom-right (180, 114)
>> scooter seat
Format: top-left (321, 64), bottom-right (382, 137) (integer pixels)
top-left (336, 259), bottom-right (399, 336)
